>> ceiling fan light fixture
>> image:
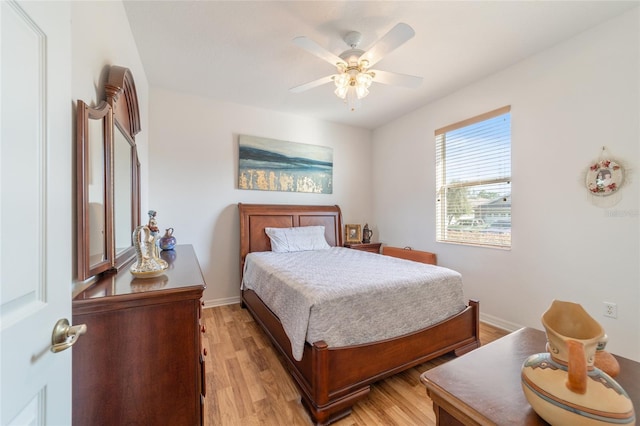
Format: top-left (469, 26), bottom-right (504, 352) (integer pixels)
top-left (334, 70), bottom-right (373, 106)
top-left (334, 85), bottom-right (349, 99)
top-left (355, 83), bottom-right (369, 99)
top-left (345, 86), bottom-right (361, 112)
top-left (356, 72), bottom-right (373, 88)
top-left (334, 73), bottom-right (350, 89)
top-left (291, 23), bottom-right (420, 112)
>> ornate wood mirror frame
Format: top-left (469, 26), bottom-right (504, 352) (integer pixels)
top-left (77, 65), bottom-right (141, 281)
top-left (76, 100), bottom-right (112, 279)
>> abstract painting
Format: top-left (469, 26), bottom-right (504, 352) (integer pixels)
top-left (238, 135), bottom-right (333, 194)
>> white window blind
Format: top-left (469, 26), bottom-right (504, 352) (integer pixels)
top-left (435, 106), bottom-right (511, 248)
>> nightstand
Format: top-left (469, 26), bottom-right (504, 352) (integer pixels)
top-left (343, 242), bottom-right (382, 254)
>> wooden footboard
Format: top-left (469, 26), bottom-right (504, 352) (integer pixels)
top-left (242, 289), bottom-right (480, 425)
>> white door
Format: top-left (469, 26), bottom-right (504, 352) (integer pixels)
top-left (1, 1), bottom-right (73, 424)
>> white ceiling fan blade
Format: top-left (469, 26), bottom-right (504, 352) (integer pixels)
top-left (293, 36), bottom-right (346, 67)
top-left (289, 74), bottom-right (336, 93)
top-left (361, 23), bottom-right (415, 67)
top-left (371, 69), bottom-right (423, 88)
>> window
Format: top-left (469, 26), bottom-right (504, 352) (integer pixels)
top-left (435, 106), bottom-right (511, 248)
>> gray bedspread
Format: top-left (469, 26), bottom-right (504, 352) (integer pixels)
top-left (241, 247), bottom-right (466, 361)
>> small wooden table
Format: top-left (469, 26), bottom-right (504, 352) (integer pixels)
top-left (420, 327), bottom-right (639, 425)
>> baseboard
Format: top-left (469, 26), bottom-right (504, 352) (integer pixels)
top-left (203, 296), bottom-right (241, 309)
top-left (480, 312), bottom-right (524, 333)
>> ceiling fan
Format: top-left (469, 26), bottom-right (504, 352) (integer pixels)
top-left (290, 23), bottom-right (423, 111)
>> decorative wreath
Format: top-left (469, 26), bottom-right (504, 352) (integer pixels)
top-left (585, 159), bottom-right (624, 196)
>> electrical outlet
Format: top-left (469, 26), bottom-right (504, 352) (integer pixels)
top-left (603, 301), bottom-right (618, 319)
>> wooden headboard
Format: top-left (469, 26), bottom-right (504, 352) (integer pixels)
top-left (238, 203), bottom-right (343, 274)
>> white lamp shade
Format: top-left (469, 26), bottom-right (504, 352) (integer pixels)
top-left (355, 84), bottom-right (369, 99)
top-left (334, 73), bottom-right (350, 89)
top-left (356, 72), bottom-right (373, 88)
top-left (334, 85), bottom-right (349, 99)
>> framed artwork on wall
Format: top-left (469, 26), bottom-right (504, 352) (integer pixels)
top-left (238, 135), bottom-right (333, 194)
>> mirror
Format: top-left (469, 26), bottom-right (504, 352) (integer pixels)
top-left (107, 66), bottom-right (141, 270)
top-left (113, 123), bottom-right (133, 256)
top-left (77, 65), bottom-right (141, 281)
top-left (77, 100), bottom-right (112, 279)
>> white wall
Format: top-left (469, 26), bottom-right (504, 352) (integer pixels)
top-left (372, 9), bottom-right (639, 360)
top-left (148, 89), bottom-right (372, 305)
top-left (70, 1), bottom-right (149, 285)
top-left (67, 1), bottom-right (638, 359)
top-left (69, 0), bottom-right (371, 307)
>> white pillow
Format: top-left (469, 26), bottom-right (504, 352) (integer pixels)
top-left (265, 226), bottom-right (330, 253)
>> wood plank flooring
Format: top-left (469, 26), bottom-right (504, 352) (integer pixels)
top-left (202, 304), bottom-right (509, 426)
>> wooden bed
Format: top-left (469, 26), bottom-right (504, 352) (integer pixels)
top-left (238, 203), bottom-right (480, 425)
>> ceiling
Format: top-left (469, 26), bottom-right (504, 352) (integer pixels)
top-left (123, 1), bottom-right (638, 130)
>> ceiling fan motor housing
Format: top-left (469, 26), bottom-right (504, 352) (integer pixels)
top-left (340, 31), bottom-right (368, 69)
top-left (339, 49), bottom-right (366, 67)
top-left (343, 31), bottom-right (362, 48)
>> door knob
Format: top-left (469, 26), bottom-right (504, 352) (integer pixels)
top-left (50, 318), bottom-right (87, 353)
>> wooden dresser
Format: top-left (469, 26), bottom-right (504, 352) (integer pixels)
top-left (72, 245), bottom-right (206, 425)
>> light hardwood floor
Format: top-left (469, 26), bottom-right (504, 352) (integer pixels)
top-left (202, 304), bottom-right (509, 426)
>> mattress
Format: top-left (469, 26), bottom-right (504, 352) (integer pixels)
top-left (241, 247), bottom-right (466, 361)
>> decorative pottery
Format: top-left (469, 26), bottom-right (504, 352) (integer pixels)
top-left (130, 274), bottom-right (168, 292)
top-left (521, 300), bottom-right (635, 425)
top-left (162, 247), bottom-right (177, 266)
top-left (147, 210), bottom-right (161, 258)
top-left (362, 224), bottom-right (373, 244)
top-left (130, 225), bottom-right (168, 278)
top-left (159, 227), bottom-right (177, 251)
top-left (595, 334), bottom-right (621, 378)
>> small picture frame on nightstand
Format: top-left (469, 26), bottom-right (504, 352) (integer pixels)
top-left (344, 224), bottom-right (362, 243)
